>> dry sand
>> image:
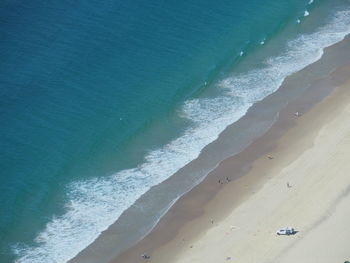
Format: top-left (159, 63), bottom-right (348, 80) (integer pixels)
top-left (120, 76), bottom-right (350, 263)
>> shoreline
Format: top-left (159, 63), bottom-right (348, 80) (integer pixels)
top-left (106, 38), bottom-right (350, 263)
top-left (5, 2), bottom-right (350, 263)
top-left (68, 5), bottom-right (350, 261)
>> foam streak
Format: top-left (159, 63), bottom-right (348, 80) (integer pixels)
top-left (13, 9), bottom-right (350, 263)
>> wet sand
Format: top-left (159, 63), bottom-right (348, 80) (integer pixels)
top-left (162, 75), bottom-right (350, 263)
top-left (154, 75), bottom-right (350, 263)
top-left (109, 39), bottom-right (350, 263)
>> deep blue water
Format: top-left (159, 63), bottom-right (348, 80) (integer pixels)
top-left (1, 0), bottom-right (349, 262)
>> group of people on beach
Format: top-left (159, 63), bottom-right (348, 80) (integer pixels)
top-left (218, 177), bottom-right (231, 184)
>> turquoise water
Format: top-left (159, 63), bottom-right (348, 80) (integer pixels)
top-left (0, 0), bottom-right (349, 262)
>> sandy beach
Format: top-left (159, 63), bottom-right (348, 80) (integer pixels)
top-left (111, 45), bottom-right (350, 262)
top-left (117, 71), bottom-right (350, 263)
top-left (5, 2), bottom-right (350, 262)
top-left (162, 77), bottom-right (350, 263)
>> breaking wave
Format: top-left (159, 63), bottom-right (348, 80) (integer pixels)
top-left (13, 8), bottom-right (350, 263)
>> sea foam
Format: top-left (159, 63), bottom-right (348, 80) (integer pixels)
top-left (13, 8), bottom-right (350, 263)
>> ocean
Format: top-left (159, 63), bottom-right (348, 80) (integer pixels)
top-left (0, 0), bottom-right (349, 262)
